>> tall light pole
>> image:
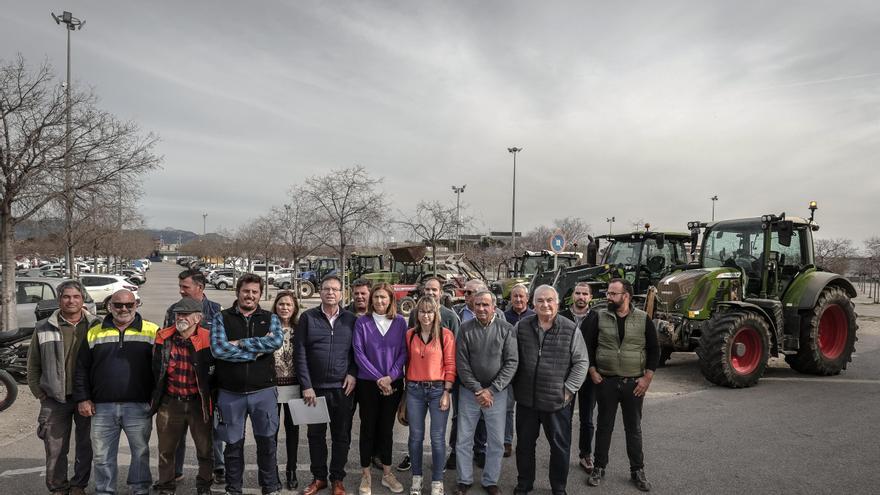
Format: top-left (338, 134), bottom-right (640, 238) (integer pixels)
top-left (606, 216), bottom-right (615, 235)
top-left (202, 212), bottom-right (208, 236)
top-left (452, 185), bottom-right (466, 252)
top-left (508, 147), bottom-right (522, 252)
top-left (710, 195), bottom-right (718, 221)
top-left (52, 10), bottom-right (85, 278)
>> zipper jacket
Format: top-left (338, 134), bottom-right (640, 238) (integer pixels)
top-left (151, 325), bottom-right (215, 421)
top-left (294, 305), bottom-right (358, 390)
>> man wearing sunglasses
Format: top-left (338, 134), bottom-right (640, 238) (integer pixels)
top-left (73, 289), bottom-right (159, 495)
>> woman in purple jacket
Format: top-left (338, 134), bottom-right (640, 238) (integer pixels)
top-left (352, 282), bottom-right (408, 495)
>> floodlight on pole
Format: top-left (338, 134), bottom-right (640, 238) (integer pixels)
top-left (508, 147), bottom-right (522, 252)
top-left (452, 185), bottom-right (466, 252)
top-left (606, 216), bottom-right (615, 235)
top-left (51, 10), bottom-right (85, 278)
top-left (710, 195), bottom-right (719, 221)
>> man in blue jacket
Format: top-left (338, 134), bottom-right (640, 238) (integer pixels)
top-left (295, 275), bottom-right (358, 495)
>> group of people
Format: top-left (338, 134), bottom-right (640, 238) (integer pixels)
top-left (27, 266), bottom-right (659, 495)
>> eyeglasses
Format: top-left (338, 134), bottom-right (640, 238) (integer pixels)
top-left (112, 302), bottom-right (136, 309)
top-left (606, 291), bottom-right (625, 297)
top-left (418, 310), bottom-right (435, 315)
top-left (321, 287), bottom-right (341, 292)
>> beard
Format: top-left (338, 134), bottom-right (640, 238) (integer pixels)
top-left (606, 300), bottom-right (620, 312)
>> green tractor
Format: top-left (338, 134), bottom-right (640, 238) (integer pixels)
top-left (652, 203), bottom-right (858, 388)
top-left (490, 250), bottom-right (581, 302)
top-left (530, 230), bottom-right (692, 310)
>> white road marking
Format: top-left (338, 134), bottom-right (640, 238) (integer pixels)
top-left (762, 377), bottom-right (880, 384)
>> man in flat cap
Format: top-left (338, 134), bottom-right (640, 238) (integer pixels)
top-left (151, 297), bottom-right (216, 495)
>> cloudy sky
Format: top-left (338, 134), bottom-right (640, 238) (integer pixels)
top-left (3, 1), bottom-right (879, 245)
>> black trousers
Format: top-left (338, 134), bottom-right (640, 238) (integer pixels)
top-left (593, 376), bottom-right (645, 471)
top-left (514, 403), bottom-right (573, 495)
top-left (306, 388), bottom-right (354, 481)
top-left (278, 403), bottom-right (300, 474)
top-left (577, 378), bottom-right (597, 458)
top-left (356, 379), bottom-right (403, 467)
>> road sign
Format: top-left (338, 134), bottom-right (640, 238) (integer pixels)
top-left (549, 232), bottom-right (566, 253)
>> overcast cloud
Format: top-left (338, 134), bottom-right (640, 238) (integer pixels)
top-left (2, 1), bottom-right (879, 244)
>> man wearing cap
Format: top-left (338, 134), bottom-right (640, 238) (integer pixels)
top-left (162, 269), bottom-right (224, 484)
top-left (152, 298), bottom-right (216, 495)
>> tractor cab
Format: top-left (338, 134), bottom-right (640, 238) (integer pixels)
top-left (599, 230), bottom-right (691, 294)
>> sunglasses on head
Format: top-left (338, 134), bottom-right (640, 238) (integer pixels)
top-left (112, 302), bottom-right (136, 309)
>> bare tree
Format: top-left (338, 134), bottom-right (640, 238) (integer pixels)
top-left (397, 200), bottom-right (465, 275)
top-left (814, 238), bottom-right (857, 275)
top-left (300, 165), bottom-right (385, 291)
top-left (520, 217), bottom-right (592, 253)
top-left (272, 187), bottom-right (320, 268)
top-left (0, 57), bottom-right (161, 331)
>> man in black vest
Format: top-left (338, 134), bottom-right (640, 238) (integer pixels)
top-left (512, 285), bottom-right (589, 495)
top-left (209, 274), bottom-right (284, 495)
top-left (584, 278), bottom-right (659, 492)
top-left (559, 282), bottom-right (599, 473)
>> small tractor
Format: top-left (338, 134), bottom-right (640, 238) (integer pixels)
top-left (529, 229), bottom-right (692, 310)
top-left (652, 202), bottom-right (858, 387)
top-left (490, 250), bottom-right (581, 303)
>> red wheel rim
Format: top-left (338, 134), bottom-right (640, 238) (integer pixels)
top-left (731, 326), bottom-right (761, 374)
top-left (818, 305), bottom-right (847, 359)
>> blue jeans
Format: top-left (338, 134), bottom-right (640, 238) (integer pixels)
top-left (91, 402), bottom-right (152, 495)
top-left (505, 388), bottom-right (515, 445)
top-left (406, 382), bottom-right (449, 481)
top-left (455, 386), bottom-right (507, 487)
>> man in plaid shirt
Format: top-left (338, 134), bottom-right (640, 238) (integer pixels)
top-left (151, 298), bottom-right (216, 495)
top-left (210, 274), bottom-right (284, 495)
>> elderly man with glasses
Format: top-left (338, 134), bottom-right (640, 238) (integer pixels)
top-left (73, 289), bottom-right (159, 495)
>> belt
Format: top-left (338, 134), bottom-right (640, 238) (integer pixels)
top-left (410, 380), bottom-right (445, 387)
top-left (166, 394), bottom-right (200, 401)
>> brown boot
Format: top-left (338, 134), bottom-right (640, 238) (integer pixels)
top-left (332, 480), bottom-right (347, 495)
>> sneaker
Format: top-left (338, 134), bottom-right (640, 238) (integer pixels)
top-left (410, 475), bottom-right (423, 495)
top-left (382, 472), bottom-right (404, 493)
top-left (587, 467), bottom-right (604, 487)
top-left (430, 481), bottom-right (444, 495)
top-left (445, 452), bottom-right (456, 471)
top-left (579, 455), bottom-right (594, 474)
top-left (359, 473), bottom-right (372, 495)
top-left (503, 443), bottom-right (512, 458)
top-left (397, 455), bottom-right (412, 471)
top-left (630, 469), bottom-right (652, 492)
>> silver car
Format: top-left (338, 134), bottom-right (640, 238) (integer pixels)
top-left (2, 277), bottom-right (98, 331)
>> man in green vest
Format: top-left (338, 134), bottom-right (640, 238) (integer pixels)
top-left (585, 279), bottom-right (659, 492)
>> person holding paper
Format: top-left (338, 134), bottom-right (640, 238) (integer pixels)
top-left (273, 290), bottom-right (302, 491)
top-left (295, 275), bottom-right (359, 495)
top-left (352, 283), bottom-right (408, 495)
top-left (405, 296), bottom-right (456, 495)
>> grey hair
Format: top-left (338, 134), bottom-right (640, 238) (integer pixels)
top-left (510, 283), bottom-right (529, 295)
top-left (56, 280), bottom-right (86, 300)
top-left (473, 289), bottom-right (496, 305)
top-left (532, 284), bottom-right (559, 304)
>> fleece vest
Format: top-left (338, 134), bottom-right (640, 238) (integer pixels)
top-left (215, 307), bottom-right (277, 393)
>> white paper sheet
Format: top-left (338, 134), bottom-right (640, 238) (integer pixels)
top-left (288, 396), bottom-right (330, 425)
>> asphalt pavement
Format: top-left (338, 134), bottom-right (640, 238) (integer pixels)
top-left (1, 260), bottom-right (878, 494)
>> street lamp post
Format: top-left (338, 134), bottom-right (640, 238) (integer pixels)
top-left (606, 216), bottom-right (615, 235)
top-left (202, 212), bottom-right (208, 236)
top-left (508, 147), bottom-right (522, 252)
top-left (52, 10), bottom-right (85, 278)
top-left (451, 185), bottom-right (466, 253)
top-left (710, 195), bottom-right (719, 221)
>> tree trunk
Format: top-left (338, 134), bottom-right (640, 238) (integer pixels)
top-left (0, 202), bottom-right (18, 332)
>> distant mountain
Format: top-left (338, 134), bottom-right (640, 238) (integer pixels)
top-left (14, 219), bottom-right (200, 244)
top-left (140, 228), bottom-right (200, 244)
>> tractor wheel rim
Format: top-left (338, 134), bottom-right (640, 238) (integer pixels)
top-left (818, 305), bottom-right (847, 360)
top-left (731, 326), bottom-right (761, 374)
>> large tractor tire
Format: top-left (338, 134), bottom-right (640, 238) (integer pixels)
top-left (785, 286), bottom-right (858, 375)
top-left (298, 281), bottom-right (315, 299)
top-left (696, 311), bottom-right (770, 388)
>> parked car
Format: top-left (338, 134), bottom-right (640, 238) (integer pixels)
top-left (2, 277), bottom-right (97, 331)
top-left (79, 275), bottom-right (142, 311)
top-left (213, 273), bottom-right (235, 291)
top-left (120, 269), bottom-right (146, 285)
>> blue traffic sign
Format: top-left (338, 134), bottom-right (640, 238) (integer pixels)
top-left (550, 233), bottom-right (566, 253)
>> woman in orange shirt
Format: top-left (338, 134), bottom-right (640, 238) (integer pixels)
top-left (405, 296), bottom-right (456, 495)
